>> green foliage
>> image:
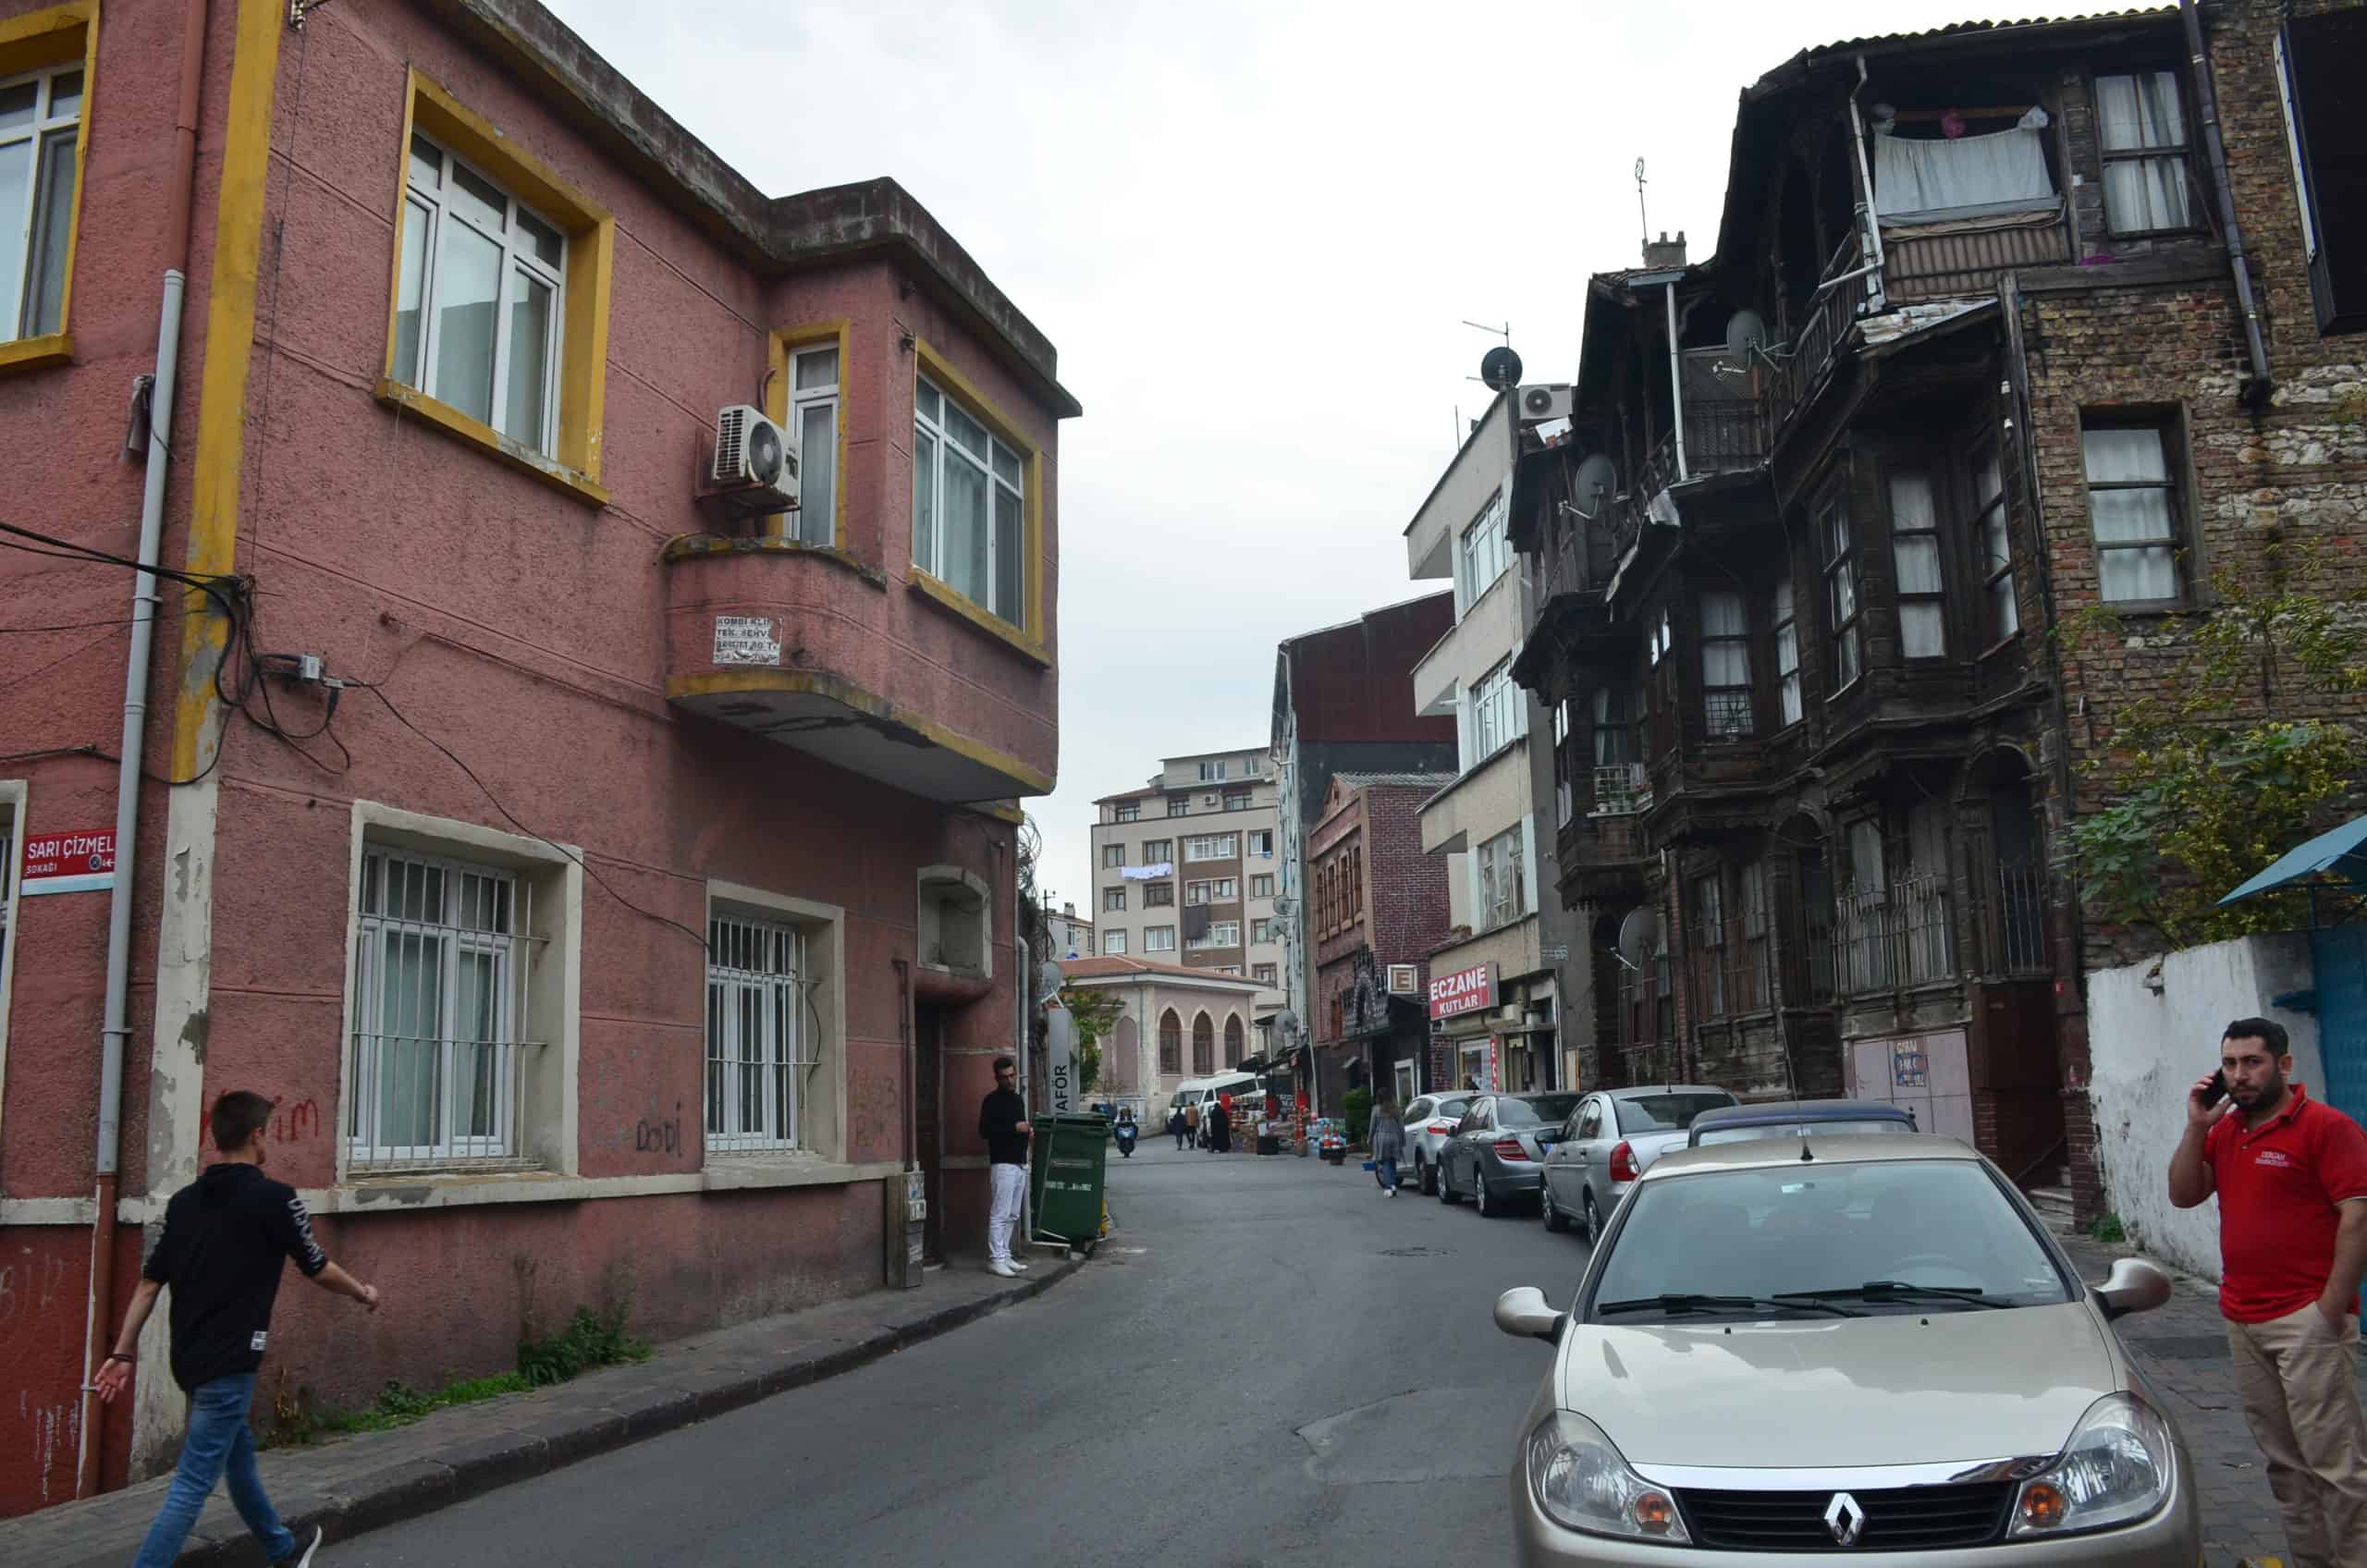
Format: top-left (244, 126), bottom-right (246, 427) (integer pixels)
top-left (263, 1369), bottom-right (533, 1447)
top-left (2091, 1212), bottom-right (2128, 1245)
top-left (517, 1304), bottom-right (652, 1389)
top-left (1061, 986), bottom-right (1125, 1097)
top-left (1343, 1087), bottom-right (1373, 1147)
top-left (2058, 545), bottom-right (2365, 949)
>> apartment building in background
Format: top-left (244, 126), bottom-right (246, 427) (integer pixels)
top-left (1089, 748), bottom-right (1284, 1037)
top-left (1508, 1), bottom-right (2367, 1224)
top-left (1306, 773), bottom-right (1457, 1110)
top-left (1267, 594), bottom-right (1460, 1078)
top-left (1045, 901), bottom-right (1095, 959)
top-left (1059, 956), bottom-right (1268, 1121)
top-left (1404, 394), bottom-right (1587, 1096)
top-left (0, 0), bottom-right (1073, 1513)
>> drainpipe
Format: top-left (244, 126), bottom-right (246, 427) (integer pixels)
top-left (80, 0), bottom-right (210, 1501)
top-left (1663, 281), bottom-right (1688, 483)
top-left (1848, 56), bottom-right (1889, 313)
top-left (2180, 0), bottom-right (2273, 405)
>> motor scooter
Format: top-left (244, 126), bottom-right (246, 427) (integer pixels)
top-left (1113, 1120), bottom-right (1138, 1158)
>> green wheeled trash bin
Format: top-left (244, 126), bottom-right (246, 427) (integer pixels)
top-left (1029, 1113), bottom-right (1110, 1256)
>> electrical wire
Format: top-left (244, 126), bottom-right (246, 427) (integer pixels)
top-left (362, 684), bottom-right (708, 952)
top-left (0, 617), bottom-right (144, 635)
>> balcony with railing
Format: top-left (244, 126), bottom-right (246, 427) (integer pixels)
top-left (1966, 864), bottom-right (2053, 978)
top-left (1606, 398), bottom-right (1773, 564)
top-left (1557, 764), bottom-right (1654, 908)
top-left (1832, 872), bottom-right (1956, 996)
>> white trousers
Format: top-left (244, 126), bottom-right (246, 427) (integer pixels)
top-left (987, 1161), bottom-right (1026, 1264)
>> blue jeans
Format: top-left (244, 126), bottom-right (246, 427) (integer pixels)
top-left (134, 1373), bottom-right (297, 1568)
top-left (1376, 1158), bottom-right (1400, 1191)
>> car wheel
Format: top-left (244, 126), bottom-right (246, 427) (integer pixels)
top-left (1542, 1182), bottom-right (1569, 1232)
top-left (1438, 1158), bottom-right (1460, 1205)
top-left (1582, 1191), bottom-right (1600, 1245)
top-left (1477, 1176), bottom-right (1496, 1218)
top-left (1417, 1156), bottom-right (1437, 1195)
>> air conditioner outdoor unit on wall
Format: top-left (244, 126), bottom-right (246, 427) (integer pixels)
top-left (703, 404), bottom-right (800, 515)
top-left (1517, 384), bottom-right (1572, 423)
top-left (1387, 963), bottom-right (1418, 995)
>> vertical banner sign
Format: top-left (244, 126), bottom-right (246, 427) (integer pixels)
top-left (1041, 962), bottom-right (1076, 1117)
top-left (21, 827), bottom-right (117, 896)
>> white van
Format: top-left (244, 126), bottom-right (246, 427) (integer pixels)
top-left (1167, 1072), bottom-right (1260, 1123)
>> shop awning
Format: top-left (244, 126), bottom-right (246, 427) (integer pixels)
top-left (2217, 812), bottom-right (2367, 904)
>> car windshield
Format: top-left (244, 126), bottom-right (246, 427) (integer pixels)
top-left (1588, 1159), bottom-right (2071, 1321)
top-left (1695, 1118), bottom-right (1906, 1146)
top-left (1433, 1096), bottom-right (1472, 1121)
top-left (1497, 1094), bottom-right (1581, 1128)
top-left (1613, 1092), bottom-right (1733, 1133)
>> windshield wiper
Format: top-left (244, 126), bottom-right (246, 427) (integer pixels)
top-left (1775, 1280), bottom-right (2006, 1310)
top-left (1598, 1292), bottom-right (1861, 1319)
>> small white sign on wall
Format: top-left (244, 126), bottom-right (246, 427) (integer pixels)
top-left (713, 615), bottom-right (781, 667)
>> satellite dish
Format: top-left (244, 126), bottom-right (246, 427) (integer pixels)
top-left (1570, 454), bottom-right (1617, 520)
top-left (1479, 346), bottom-right (1525, 391)
top-left (1615, 906), bottom-right (1661, 973)
top-left (1724, 309), bottom-right (1770, 361)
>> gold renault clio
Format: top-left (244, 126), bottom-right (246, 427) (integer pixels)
top-left (1493, 1135), bottom-right (2201, 1565)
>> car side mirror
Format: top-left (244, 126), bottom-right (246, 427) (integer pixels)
top-left (1494, 1286), bottom-right (1564, 1345)
top-left (2092, 1257), bottom-right (2172, 1321)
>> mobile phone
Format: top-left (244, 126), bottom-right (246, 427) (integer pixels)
top-left (2200, 1070), bottom-right (2228, 1109)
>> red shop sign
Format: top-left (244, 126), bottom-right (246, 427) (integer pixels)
top-left (1428, 962), bottom-right (1498, 1021)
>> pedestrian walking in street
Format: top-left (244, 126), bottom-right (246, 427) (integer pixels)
top-left (1184, 1100), bottom-right (1201, 1149)
top-left (1370, 1098), bottom-right (1406, 1196)
top-left (1170, 1108), bottom-right (1188, 1149)
top-left (96, 1090), bottom-right (381, 1568)
top-left (2168, 1017), bottom-right (2367, 1568)
top-left (979, 1055), bottom-right (1034, 1278)
top-left (1207, 1095), bottom-right (1233, 1154)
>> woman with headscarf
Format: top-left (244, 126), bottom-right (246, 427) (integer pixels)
top-left (1207, 1093), bottom-right (1233, 1154)
top-left (1369, 1098), bottom-right (1408, 1195)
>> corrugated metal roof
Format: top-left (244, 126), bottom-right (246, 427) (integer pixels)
top-left (1806, 8), bottom-right (2174, 55)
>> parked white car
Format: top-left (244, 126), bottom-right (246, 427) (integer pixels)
top-left (1404, 1092), bottom-right (1477, 1194)
top-left (1539, 1085), bottom-right (1736, 1243)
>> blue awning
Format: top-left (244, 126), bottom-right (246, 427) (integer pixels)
top-left (2217, 813), bottom-right (2367, 905)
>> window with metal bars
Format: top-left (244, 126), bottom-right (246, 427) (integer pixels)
top-left (705, 913), bottom-right (816, 1153)
top-left (349, 849), bottom-right (536, 1169)
top-left (1159, 1011), bottom-right (1182, 1072)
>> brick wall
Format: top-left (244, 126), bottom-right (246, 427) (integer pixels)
top-left (2022, 0), bottom-right (2367, 976)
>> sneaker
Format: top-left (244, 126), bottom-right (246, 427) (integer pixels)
top-left (1010, 1258), bottom-right (1032, 1272)
top-left (987, 1259), bottom-right (1018, 1278)
top-left (276, 1525), bottom-right (324, 1568)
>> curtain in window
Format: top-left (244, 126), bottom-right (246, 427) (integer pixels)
top-left (1700, 592), bottom-right (1750, 686)
top-left (1873, 118), bottom-right (2055, 217)
top-left (1888, 474), bottom-right (1946, 657)
top-left (2099, 72), bottom-right (2192, 232)
top-left (2084, 428), bottom-right (2179, 601)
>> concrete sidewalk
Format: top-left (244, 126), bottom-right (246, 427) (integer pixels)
top-left (2064, 1229), bottom-right (2364, 1566)
top-left (0, 1256), bottom-right (1081, 1567)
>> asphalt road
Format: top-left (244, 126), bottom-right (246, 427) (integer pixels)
top-left (335, 1141), bottom-right (1596, 1567)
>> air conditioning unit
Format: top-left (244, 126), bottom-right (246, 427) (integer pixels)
top-left (1204, 793), bottom-right (1220, 806)
top-left (704, 405), bottom-right (799, 514)
top-left (1517, 384), bottom-right (1572, 423)
top-left (1387, 963), bottom-right (1418, 995)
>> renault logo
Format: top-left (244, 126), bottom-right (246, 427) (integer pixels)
top-left (1823, 1491), bottom-right (1867, 1547)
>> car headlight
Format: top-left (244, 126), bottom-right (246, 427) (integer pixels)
top-left (1526, 1411), bottom-right (1690, 1544)
top-left (2011, 1393), bottom-right (2175, 1537)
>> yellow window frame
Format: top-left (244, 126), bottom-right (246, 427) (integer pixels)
top-left (378, 70), bottom-right (613, 505)
top-left (767, 320), bottom-right (851, 548)
top-left (0, 0), bottom-right (99, 374)
top-left (908, 337), bottom-right (1048, 666)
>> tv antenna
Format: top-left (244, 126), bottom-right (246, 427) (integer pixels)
top-left (1635, 158), bottom-right (1650, 251)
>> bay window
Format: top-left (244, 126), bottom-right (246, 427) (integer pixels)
top-left (1821, 487), bottom-right (1861, 692)
top-left (1973, 444), bottom-right (2018, 643)
top-left (913, 374), bottom-right (1028, 628)
top-left (1699, 590), bottom-right (1754, 739)
top-left (1772, 580), bottom-right (1803, 727)
top-left (1888, 472), bottom-right (1947, 658)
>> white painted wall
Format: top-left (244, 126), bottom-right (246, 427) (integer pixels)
top-left (2087, 933), bottom-right (2324, 1280)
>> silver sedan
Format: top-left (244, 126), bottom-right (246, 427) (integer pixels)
top-left (1436, 1093), bottom-right (1583, 1217)
top-left (1494, 1136), bottom-right (2198, 1565)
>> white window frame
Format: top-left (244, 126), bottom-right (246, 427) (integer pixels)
top-left (1475, 826), bottom-right (1528, 932)
top-left (1189, 921), bottom-right (1242, 950)
top-left (912, 373), bottom-right (1028, 627)
top-left (1184, 834), bottom-right (1238, 863)
top-left (1248, 829), bottom-right (1273, 859)
top-left (1198, 759), bottom-right (1228, 781)
top-left (705, 879), bottom-right (844, 1165)
top-left (1103, 929), bottom-right (1128, 954)
top-left (705, 912), bottom-right (816, 1154)
top-left (1, 61), bottom-right (81, 343)
top-left (1454, 489), bottom-right (1512, 615)
top-left (1250, 874), bottom-right (1275, 899)
top-left (0, 780), bottom-right (23, 1115)
top-left (1144, 925), bottom-right (1176, 953)
top-left (1464, 659), bottom-right (1528, 768)
top-left (339, 804), bottom-right (583, 1179)
top-left (395, 130), bottom-right (567, 455)
top-left (789, 344), bottom-right (839, 548)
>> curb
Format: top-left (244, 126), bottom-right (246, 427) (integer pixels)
top-left (33, 1258), bottom-right (1083, 1568)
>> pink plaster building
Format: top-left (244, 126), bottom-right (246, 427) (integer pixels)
top-left (0, 0), bottom-right (1073, 1512)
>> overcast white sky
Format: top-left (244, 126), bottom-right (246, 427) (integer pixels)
top-left (550, 0), bottom-right (1993, 908)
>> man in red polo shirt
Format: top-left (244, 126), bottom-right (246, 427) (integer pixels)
top-left (2168, 1016), bottom-right (2367, 1568)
